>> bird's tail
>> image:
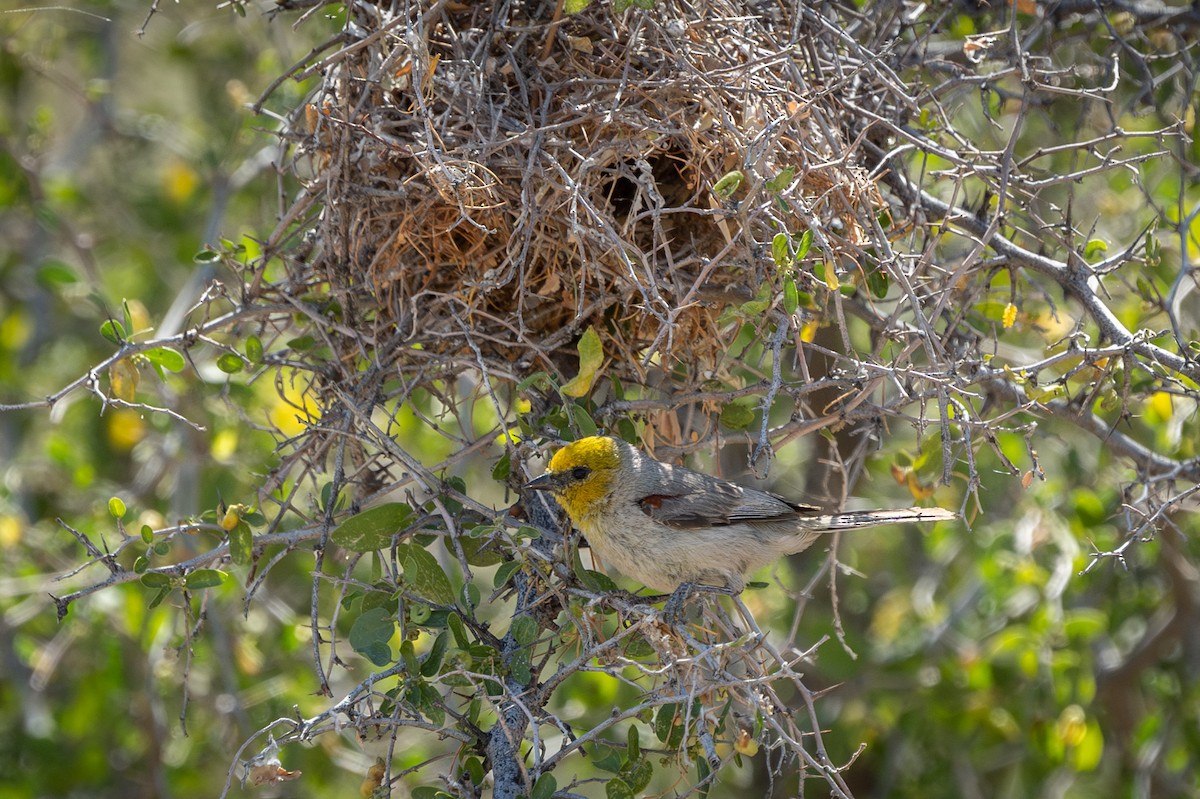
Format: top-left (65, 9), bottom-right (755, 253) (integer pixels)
top-left (810, 506), bottom-right (957, 531)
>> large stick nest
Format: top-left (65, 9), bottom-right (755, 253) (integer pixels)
top-left (261, 0), bottom-right (913, 448)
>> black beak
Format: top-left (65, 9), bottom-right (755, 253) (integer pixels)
top-left (525, 473), bottom-right (562, 492)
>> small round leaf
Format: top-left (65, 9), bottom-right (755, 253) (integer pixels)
top-left (108, 496), bottom-right (127, 519)
top-left (216, 353), bottom-right (245, 374)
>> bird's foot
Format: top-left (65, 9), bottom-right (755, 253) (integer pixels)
top-left (597, 588), bottom-right (666, 611)
top-left (662, 582), bottom-right (736, 627)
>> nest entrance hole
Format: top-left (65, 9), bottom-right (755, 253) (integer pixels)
top-left (601, 149), bottom-right (697, 222)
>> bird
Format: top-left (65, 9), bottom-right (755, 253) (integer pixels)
top-left (525, 435), bottom-right (955, 596)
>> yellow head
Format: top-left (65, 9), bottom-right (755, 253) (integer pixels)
top-left (526, 436), bottom-right (623, 523)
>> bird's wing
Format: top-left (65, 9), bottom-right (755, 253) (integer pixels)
top-left (631, 457), bottom-right (819, 529)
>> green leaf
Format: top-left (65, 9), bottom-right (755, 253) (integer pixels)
top-left (491, 452), bottom-right (511, 481)
top-left (349, 607), bottom-right (395, 667)
top-left (579, 568), bottom-right (619, 592)
top-left (531, 774), bottom-right (557, 799)
top-left (1062, 609), bottom-right (1107, 640)
top-left (462, 756), bottom-right (485, 786)
top-left (1083, 238), bottom-right (1108, 261)
top-left (560, 326), bottom-right (604, 398)
top-left (400, 639), bottom-right (420, 674)
top-left (794, 229), bottom-right (813, 260)
top-left (695, 755), bottom-right (711, 799)
top-left (738, 283), bottom-right (772, 317)
top-left (140, 524), bottom-right (154, 544)
top-left (1070, 720), bottom-right (1104, 771)
top-left (399, 543), bottom-right (457, 606)
top-left (319, 482), bottom-right (343, 513)
top-left (421, 631), bottom-right (450, 678)
top-left (37, 260), bottom-right (79, 286)
top-left (332, 503), bottom-right (414, 552)
top-left (143, 346), bottom-right (186, 373)
top-left (510, 615), bottom-right (538, 645)
top-left (408, 602), bottom-right (432, 624)
top-left (514, 526), bottom-right (540, 544)
top-left (621, 757), bottom-right (652, 793)
top-left (193, 248), bottom-right (221, 263)
top-left (734, 300), bottom-right (767, 319)
top-left (655, 704), bottom-right (684, 747)
top-left (108, 496), bottom-right (127, 519)
top-left (147, 586), bottom-right (170, 609)
top-left (99, 319), bottom-right (126, 345)
top-left (1027, 384), bottom-right (1066, 403)
top-left (772, 232), bottom-right (791, 268)
top-left (361, 589), bottom-right (395, 614)
top-left (974, 301), bottom-right (1009, 322)
top-left (412, 681), bottom-right (445, 726)
top-left (592, 744), bottom-right (624, 772)
top-left (410, 788), bottom-right (445, 799)
top-left (443, 475), bottom-right (467, 514)
top-left (711, 170), bottom-right (744, 199)
top-left (216, 353), bottom-right (244, 374)
top-left (605, 776), bottom-right (634, 799)
top-left (574, 548), bottom-right (618, 591)
top-left (866, 267), bottom-right (889, 299)
top-left (183, 569), bottom-right (228, 590)
top-left (564, 0), bottom-right (591, 11)
top-left (719, 401), bottom-right (755, 430)
top-left (626, 725), bottom-right (641, 762)
top-left (568, 403), bottom-right (599, 437)
top-left (287, 334), bottom-right (315, 351)
top-left (509, 650), bottom-right (532, 686)
top-left (764, 165), bottom-right (796, 193)
top-left (493, 560), bottom-right (522, 590)
top-left (228, 521), bottom-right (252, 566)
top-left (139, 572), bottom-right (171, 589)
top-left (783, 278), bottom-right (799, 315)
top-left (516, 371), bottom-right (552, 392)
top-left (245, 335), bottom-right (264, 363)
top-left (448, 613), bottom-right (470, 649)
top-left (460, 535), bottom-right (505, 567)
top-left (122, 300), bottom-right (134, 341)
top-left (1145, 232), bottom-right (1161, 266)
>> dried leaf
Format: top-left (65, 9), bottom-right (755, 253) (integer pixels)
top-left (109, 359), bottom-right (139, 402)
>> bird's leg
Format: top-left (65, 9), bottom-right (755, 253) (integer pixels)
top-left (661, 583), bottom-right (693, 624)
top-left (662, 582), bottom-right (736, 626)
top-left (599, 589), bottom-right (667, 611)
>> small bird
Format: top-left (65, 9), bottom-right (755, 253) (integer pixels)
top-left (526, 436), bottom-right (955, 594)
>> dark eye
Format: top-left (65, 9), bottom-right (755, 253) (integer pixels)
top-left (570, 466), bottom-right (591, 481)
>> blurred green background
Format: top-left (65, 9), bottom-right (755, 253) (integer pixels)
top-left (2, 2), bottom-right (1200, 798)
